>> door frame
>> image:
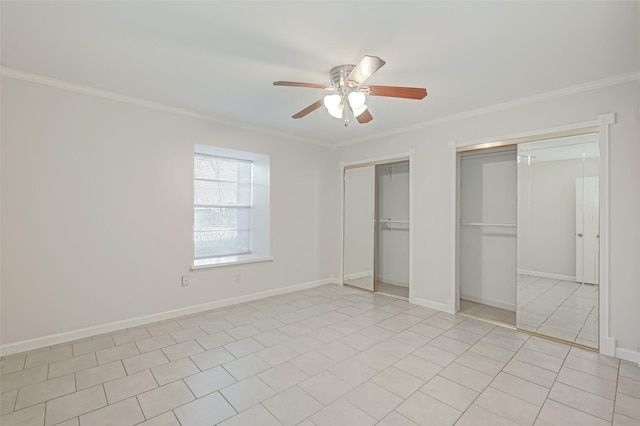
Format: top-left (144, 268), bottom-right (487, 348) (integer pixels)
top-left (449, 113), bottom-right (615, 356)
top-left (340, 149), bottom-right (416, 301)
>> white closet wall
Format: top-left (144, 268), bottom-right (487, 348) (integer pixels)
top-left (459, 148), bottom-right (517, 310)
top-left (376, 163), bottom-right (410, 287)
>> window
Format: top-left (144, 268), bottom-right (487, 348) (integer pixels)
top-left (193, 145), bottom-right (270, 267)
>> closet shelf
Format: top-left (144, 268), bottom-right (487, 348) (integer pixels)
top-left (379, 219), bottom-right (410, 224)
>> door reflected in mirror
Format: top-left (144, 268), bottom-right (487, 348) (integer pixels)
top-left (516, 134), bottom-right (600, 348)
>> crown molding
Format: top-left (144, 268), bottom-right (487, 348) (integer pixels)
top-left (337, 70), bottom-right (640, 148)
top-left (0, 67), bottom-right (334, 149)
top-left (3, 67), bottom-right (637, 150)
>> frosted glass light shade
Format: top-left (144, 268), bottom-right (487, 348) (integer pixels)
top-left (352, 104), bottom-right (368, 117)
top-left (324, 94), bottom-right (342, 109)
top-left (328, 103), bottom-right (344, 119)
top-left (324, 94), bottom-right (344, 119)
top-left (348, 91), bottom-right (366, 109)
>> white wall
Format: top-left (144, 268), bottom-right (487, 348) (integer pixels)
top-left (0, 78), bottom-right (341, 348)
top-left (376, 163), bottom-right (410, 287)
top-left (336, 81), bottom-right (640, 355)
top-left (459, 149), bottom-right (517, 310)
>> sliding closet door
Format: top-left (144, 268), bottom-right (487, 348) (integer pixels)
top-left (459, 148), bottom-right (517, 321)
top-left (343, 166), bottom-right (375, 291)
top-left (517, 135), bottom-right (600, 348)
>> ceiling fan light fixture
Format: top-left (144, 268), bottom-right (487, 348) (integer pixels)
top-left (352, 104), bottom-right (368, 118)
top-left (347, 91), bottom-right (366, 109)
top-left (274, 55), bottom-right (427, 124)
top-left (327, 103), bottom-right (344, 119)
top-left (323, 93), bottom-right (341, 110)
top-left (324, 93), bottom-right (344, 119)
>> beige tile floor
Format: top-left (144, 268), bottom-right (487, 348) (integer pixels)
top-left (1, 284), bottom-right (638, 426)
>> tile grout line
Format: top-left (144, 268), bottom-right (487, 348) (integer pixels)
top-left (453, 330), bottom-right (531, 424)
top-left (530, 339), bottom-right (583, 425)
top-left (612, 356), bottom-right (621, 422)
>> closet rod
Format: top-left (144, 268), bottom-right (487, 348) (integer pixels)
top-left (461, 222), bottom-right (516, 227)
top-left (379, 220), bottom-right (409, 224)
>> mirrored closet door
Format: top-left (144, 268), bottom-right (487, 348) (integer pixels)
top-left (343, 166), bottom-right (375, 291)
top-left (343, 160), bottom-right (410, 299)
top-left (517, 134), bottom-right (600, 348)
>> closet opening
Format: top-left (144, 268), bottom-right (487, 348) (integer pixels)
top-left (375, 161), bottom-right (410, 299)
top-left (458, 146), bottom-right (517, 326)
top-left (342, 156), bottom-right (411, 301)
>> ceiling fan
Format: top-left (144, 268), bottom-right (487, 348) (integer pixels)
top-left (273, 55), bottom-right (428, 126)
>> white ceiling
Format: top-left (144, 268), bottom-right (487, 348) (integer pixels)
top-left (2, 1), bottom-right (638, 147)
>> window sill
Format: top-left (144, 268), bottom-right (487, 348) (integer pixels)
top-left (191, 255), bottom-right (274, 270)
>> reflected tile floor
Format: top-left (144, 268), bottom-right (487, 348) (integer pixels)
top-left (2, 284), bottom-right (638, 425)
top-left (518, 275), bottom-right (599, 347)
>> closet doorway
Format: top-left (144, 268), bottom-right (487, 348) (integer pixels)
top-left (343, 158), bottom-right (411, 300)
top-left (455, 127), bottom-right (604, 350)
top-left (458, 147), bottom-right (518, 325)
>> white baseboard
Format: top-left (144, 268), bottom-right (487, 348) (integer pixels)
top-left (517, 269), bottom-right (575, 282)
top-left (0, 278), bottom-right (336, 357)
top-left (616, 347), bottom-right (640, 366)
top-left (413, 297), bottom-right (452, 314)
top-left (460, 294), bottom-right (516, 312)
top-left (598, 337), bottom-right (639, 366)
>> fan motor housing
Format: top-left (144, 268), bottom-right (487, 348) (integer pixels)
top-left (329, 64), bottom-right (356, 87)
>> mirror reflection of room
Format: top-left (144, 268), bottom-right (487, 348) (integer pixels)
top-left (517, 135), bottom-right (600, 348)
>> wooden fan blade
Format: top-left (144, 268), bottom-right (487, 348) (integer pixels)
top-left (292, 100), bottom-right (324, 119)
top-left (274, 81), bottom-right (329, 89)
top-left (346, 56), bottom-right (386, 86)
top-left (356, 109), bottom-right (373, 124)
top-left (368, 85), bottom-right (427, 99)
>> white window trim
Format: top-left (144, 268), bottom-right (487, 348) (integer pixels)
top-left (191, 255), bottom-right (274, 270)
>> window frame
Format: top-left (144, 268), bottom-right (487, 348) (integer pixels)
top-left (192, 145), bottom-right (271, 269)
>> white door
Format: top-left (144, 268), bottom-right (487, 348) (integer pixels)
top-left (343, 166), bottom-right (375, 291)
top-left (576, 177), bottom-right (599, 284)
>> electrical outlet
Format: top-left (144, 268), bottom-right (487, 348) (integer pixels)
top-left (235, 274), bottom-right (240, 283)
top-left (181, 274), bottom-right (190, 287)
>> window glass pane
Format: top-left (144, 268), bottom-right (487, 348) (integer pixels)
top-left (194, 230), bottom-right (250, 258)
top-left (194, 151), bottom-right (257, 260)
top-left (195, 207), bottom-right (250, 231)
top-left (194, 155), bottom-right (251, 183)
top-left (195, 181), bottom-right (251, 205)
top-left (236, 162), bottom-right (252, 184)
